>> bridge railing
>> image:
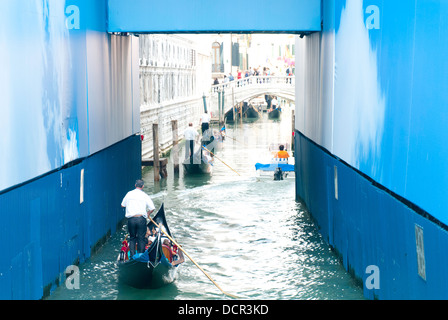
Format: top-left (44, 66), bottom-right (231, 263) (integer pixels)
top-left (207, 76), bottom-right (295, 121)
top-left (211, 75), bottom-right (294, 93)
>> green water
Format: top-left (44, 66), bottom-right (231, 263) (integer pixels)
top-left (48, 108), bottom-right (364, 300)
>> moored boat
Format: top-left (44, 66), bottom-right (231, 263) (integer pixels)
top-left (255, 159), bottom-right (295, 180)
top-left (243, 102), bottom-right (260, 119)
top-left (117, 203), bottom-right (184, 289)
top-left (267, 108), bottom-right (281, 119)
top-left (255, 142), bottom-right (294, 180)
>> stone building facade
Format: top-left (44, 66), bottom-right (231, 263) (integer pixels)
top-left (139, 34), bottom-right (211, 158)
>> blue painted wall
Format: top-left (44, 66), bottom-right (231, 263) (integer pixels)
top-left (332, 0), bottom-right (448, 227)
top-left (0, 135), bottom-right (141, 299)
top-left (297, 0), bottom-right (448, 226)
top-left (0, 0), bottom-right (140, 193)
top-left (107, 0), bottom-right (322, 33)
top-left (295, 131), bottom-right (448, 299)
top-left (0, 0), bottom-right (141, 299)
top-left (334, 0), bottom-right (448, 226)
top-left (295, 0), bottom-right (448, 299)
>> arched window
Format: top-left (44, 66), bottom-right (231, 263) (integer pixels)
top-left (212, 42), bottom-right (223, 73)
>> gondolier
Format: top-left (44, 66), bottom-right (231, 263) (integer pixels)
top-left (271, 96), bottom-right (278, 109)
top-left (184, 122), bottom-right (199, 164)
top-left (200, 110), bottom-right (210, 134)
top-left (121, 179), bottom-right (155, 257)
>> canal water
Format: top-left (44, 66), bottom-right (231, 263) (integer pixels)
top-left (48, 106), bottom-right (364, 300)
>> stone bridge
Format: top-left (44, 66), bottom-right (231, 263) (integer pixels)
top-left (206, 76), bottom-right (295, 122)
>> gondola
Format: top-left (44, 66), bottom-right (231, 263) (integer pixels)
top-left (183, 131), bottom-right (217, 174)
top-left (242, 102), bottom-right (260, 119)
top-left (117, 203), bottom-right (183, 289)
top-left (182, 149), bottom-right (213, 174)
top-left (225, 107), bottom-right (236, 122)
top-left (267, 107), bottom-right (281, 119)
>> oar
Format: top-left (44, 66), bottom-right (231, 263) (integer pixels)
top-left (225, 135), bottom-right (249, 147)
top-left (148, 215), bottom-right (239, 299)
top-left (201, 146), bottom-right (241, 176)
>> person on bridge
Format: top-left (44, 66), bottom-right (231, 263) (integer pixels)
top-left (200, 110), bottom-right (210, 134)
top-left (184, 122), bottom-right (199, 164)
top-left (121, 179), bottom-right (155, 257)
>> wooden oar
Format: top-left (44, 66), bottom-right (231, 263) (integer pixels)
top-left (225, 135), bottom-right (249, 147)
top-left (148, 215), bottom-right (239, 299)
top-left (201, 146), bottom-right (241, 176)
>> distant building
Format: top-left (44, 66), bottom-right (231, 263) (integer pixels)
top-left (138, 34), bottom-right (211, 157)
top-left (208, 33), bottom-right (295, 82)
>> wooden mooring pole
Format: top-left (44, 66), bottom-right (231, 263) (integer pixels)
top-left (232, 87), bottom-right (236, 122)
top-left (218, 91), bottom-right (222, 125)
top-left (141, 122), bottom-right (168, 179)
top-left (291, 109), bottom-right (295, 152)
top-left (153, 123), bottom-right (160, 182)
top-left (220, 89), bottom-right (225, 127)
top-left (239, 102), bottom-right (243, 122)
top-left (171, 120), bottom-right (179, 174)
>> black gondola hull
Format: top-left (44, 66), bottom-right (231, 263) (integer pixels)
top-left (243, 103), bottom-right (260, 118)
top-left (268, 108), bottom-right (281, 119)
top-left (118, 258), bottom-right (178, 289)
top-left (182, 161), bottom-right (212, 174)
top-left (246, 107), bottom-right (259, 118)
top-left (182, 148), bottom-right (213, 174)
top-left (116, 203), bottom-right (180, 289)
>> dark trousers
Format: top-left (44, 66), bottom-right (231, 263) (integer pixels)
top-left (201, 122), bottom-right (209, 134)
top-left (127, 216), bottom-right (147, 257)
top-left (185, 140), bottom-right (195, 164)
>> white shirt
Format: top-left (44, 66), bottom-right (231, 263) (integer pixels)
top-left (184, 127), bottom-right (198, 140)
top-left (201, 113), bottom-right (210, 123)
top-left (121, 188), bottom-right (155, 218)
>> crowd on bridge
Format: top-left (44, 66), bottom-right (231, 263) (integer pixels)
top-left (212, 65), bottom-right (294, 91)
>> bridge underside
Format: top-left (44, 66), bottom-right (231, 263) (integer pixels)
top-left (238, 90), bottom-right (295, 104)
top-left (107, 0), bottom-right (321, 34)
top-left (208, 76), bottom-right (295, 119)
